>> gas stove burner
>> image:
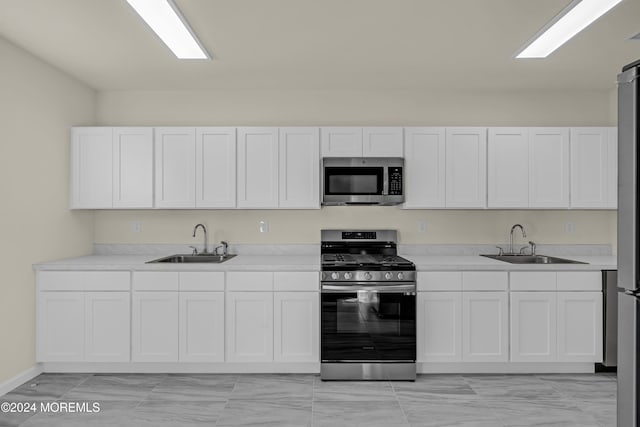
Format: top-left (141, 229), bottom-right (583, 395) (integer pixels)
top-left (320, 229), bottom-right (415, 275)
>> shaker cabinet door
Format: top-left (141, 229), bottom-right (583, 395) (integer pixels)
top-left (154, 127), bottom-right (196, 208)
top-left (417, 292), bottom-right (462, 362)
top-left (510, 292), bottom-right (557, 362)
top-left (112, 127), bottom-right (154, 208)
top-left (462, 292), bottom-right (508, 362)
top-left (179, 292), bottom-right (225, 362)
top-left (274, 292), bottom-right (319, 362)
top-left (237, 128), bottom-right (279, 208)
top-left (132, 292), bottom-right (179, 362)
top-left (279, 127), bottom-right (320, 209)
top-left (71, 127), bottom-right (113, 209)
top-left (403, 127), bottom-right (446, 208)
top-left (84, 292), bottom-right (130, 362)
top-left (445, 128), bottom-right (487, 208)
top-left (195, 127), bottom-right (236, 208)
top-left (226, 292), bottom-right (274, 362)
top-left (487, 127), bottom-right (529, 208)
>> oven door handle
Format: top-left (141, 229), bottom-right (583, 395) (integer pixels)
top-left (321, 283), bottom-right (416, 293)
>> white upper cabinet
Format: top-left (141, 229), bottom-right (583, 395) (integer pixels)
top-left (362, 127), bottom-right (404, 157)
top-left (71, 127), bottom-right (154, 209)
top-left (445, 128), bottom-right (487, 208)
top-left (155, 127), bottom-right (196, 208)
top-left (279, 127), bottom-right (320, 209)
top-left (529, 128), bottom-right (570, 208)
top-left (237, 127), bottom-right (279, 208)
top-left (488, 128), bottom-right (529, 208)
top-left (570, 127), bottom-right (613, 209)
top-left (112, 127), bottom-right (154, 208)
top-left (403, 127), bottom-right (446, 208)
top-left (71, 127), bottom-right (114, 209)
top-left (321, 127), bottom-right (402, 157)
top-left (321, 127), bottom-right (363, 157)
top-left (488, 127), bottom-right (569, 208)
top-left (195, 127), bottom-right (236, 208)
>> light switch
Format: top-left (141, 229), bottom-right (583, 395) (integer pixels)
top-left (259, 220), bottom-right (269, 233)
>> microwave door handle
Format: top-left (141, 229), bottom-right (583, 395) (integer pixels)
top-left (382, 167), bottom-right (389, 195)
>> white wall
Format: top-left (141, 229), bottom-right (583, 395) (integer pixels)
top-left (95, 88), bottom-right (616, 247)
top-left (0, 37), bottom-right (95, 384)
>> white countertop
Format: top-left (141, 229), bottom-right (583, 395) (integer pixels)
top-left (33, 253), bottom-right (616, 272)
top-left (33, 254), bottom-right (321, 271)
top-left (404, 255), bottom-right (616, 271)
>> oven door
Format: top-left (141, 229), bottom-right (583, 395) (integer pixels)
top-left (321, 283), bottom-right (416, 362)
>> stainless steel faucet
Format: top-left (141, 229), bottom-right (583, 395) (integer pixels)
top-left (509, 224), bottom-right (526, 255)
top-left (192, 223), bottom-right (209, 254)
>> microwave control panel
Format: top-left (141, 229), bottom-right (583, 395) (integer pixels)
top-left (388, 167), bottom-right (403, 195)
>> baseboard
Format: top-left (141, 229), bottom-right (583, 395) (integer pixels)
top-left (40, 362), bottom-right (320, 374)
top-left (0, 366), bottom-right (43, 397)
top-left (417, 362), bottom-right (596, 374)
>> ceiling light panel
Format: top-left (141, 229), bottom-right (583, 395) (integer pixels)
top-left (516, 0), bottom-right (624, 59)
top-left (126, 0), bottom-right (209, 59)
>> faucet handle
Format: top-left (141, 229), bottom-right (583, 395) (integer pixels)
top-left (528, 241), bottom-right (536, 256)
top-left (495, 246), bottom-right (504, 256)
top-left (189, 245), bottom-right (198, 255)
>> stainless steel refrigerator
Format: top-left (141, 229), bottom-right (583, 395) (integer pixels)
top-left (618, 59), bottom-right (640, 427)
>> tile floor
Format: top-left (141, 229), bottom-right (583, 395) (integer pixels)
top-left (0, 373), bottom-right (616, 427)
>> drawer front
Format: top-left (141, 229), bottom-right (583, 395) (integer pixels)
top-left (417, 272), bottom-right (462, 291)
top-left (274, 272), bottom-right (319, 292)
top-left (227, 272), bottom-right (273, 291)
top-left (84, 271), bottom-right (130, 291)
top-left (557, 271), bottom-right (602, 291)
top-left (462, 271), bottom-right (508, 291)
top-left (179, 272), bottom-right (225, 292)
top-left (133, 272), bottom-right (179, 291)
top-left (510, 271), bottom-right (557, 291)
top-left (38, 271), bottom-right (84, 291)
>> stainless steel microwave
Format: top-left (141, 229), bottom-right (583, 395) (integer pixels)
top-left (322, 157), bottom-right (404, 206)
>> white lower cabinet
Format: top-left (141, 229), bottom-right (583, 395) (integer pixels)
top-left (510, 292), bottom-right (557, 362)
top-left (274, 292), bottom-right (319, 363)
top-left (132, 271), bottom-right (225, 363)
top-left (557, 292), bottom-right (603, 362)
top-left (417, 292), bottom-right (462, 362)
top-left (36, 271), bottom-right (131, 363)
top-left (179, 292), bottom-right (225, 362)
top-left (85, 292), bottom-right (130, 362)
top-left (132, 291), bottom-right (179, 362)
top-left (37, 292), bottom-right (85, 362)
top-left (509, 271), bottom-right (603, 363)
top-left (417, 271), bottom-right (508, 363)
top-left (462, 292), bottom-right (508, 362)
top-left (226, 292), bottom-right (274, 362)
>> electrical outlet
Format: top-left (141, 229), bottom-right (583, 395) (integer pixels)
top-left (565, 222), bottom-right (575, 234)
top-left (259, 220), bottom-right (269, 233)
top-left (418, 220), bottom-right (427, 233)
top-left (131, 221), bottom-right (142, 233)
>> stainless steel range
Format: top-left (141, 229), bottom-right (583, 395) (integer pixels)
top-left (320, 229), bottom-right (416, 381)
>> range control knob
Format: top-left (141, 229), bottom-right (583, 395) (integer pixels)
top-left (397, 272), bottom-right (405, 280)
top-left (384, 272), bottom-right (393, 280)
top-left (364, 272), bottom-right (372, 280)
top-left (331, 272), bottom-right (339, 280)
top-left (344, 272), bottom-right (353, 280)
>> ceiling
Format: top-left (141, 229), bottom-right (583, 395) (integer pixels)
top-left (0, 0), bottom-right (639, 91)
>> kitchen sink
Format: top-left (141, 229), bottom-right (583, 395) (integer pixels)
top-left (481, 254), bottom-right (587, 264)
top-left (147, 254), bottom-right (237, 264)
